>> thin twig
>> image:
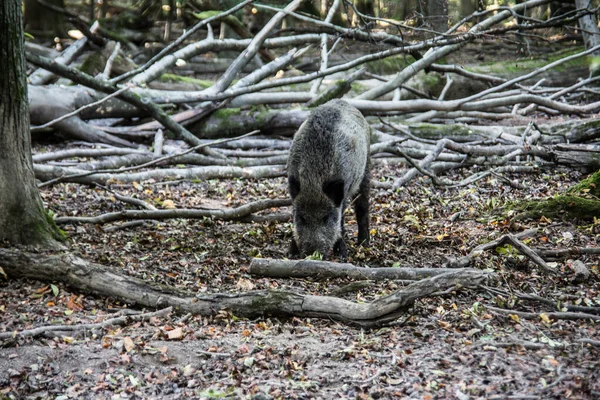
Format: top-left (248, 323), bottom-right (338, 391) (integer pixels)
top-left (0, 307), bottom-right (172, 340)
top-left (96, 184), bottom-right (157, 210)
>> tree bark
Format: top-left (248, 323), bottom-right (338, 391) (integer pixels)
top-left (0, 0), bottom-right (62, 247)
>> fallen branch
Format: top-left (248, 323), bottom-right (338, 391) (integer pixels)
top-left (207, 0), bottom-right (305, 95)
top-left (444, 228), bottom-right (540, 269)
top-left (578, 338), bottom-right (600, 347)
top-left (471, 338), bottom-right (566, 349)
top-left (30, 87), bottom-right (130, 132)
top-left (484, 286), bottom-right (600, 315)
top-left (96, 184), bottom-right (157, 210)
top-left (114, 0), bottom-right (254, 84)
top-left (485, 305), bottom-right (600, 321)
top-left (536, 246), bottom-right (600, 259)
top-left (0, 307), bottom-right (172, 341)
top-left (249, 258), bottom-right (486, 281)
top-left (37, 130), bottom-right (261, 188)
top-left (28, 29), bottom-right (90, 85)
top-left (35, 164), bottom-right (285, 186)
top-left (55, 198), bottom-right (291, 225)
top-left (32, 147), bottom-right (148, 163)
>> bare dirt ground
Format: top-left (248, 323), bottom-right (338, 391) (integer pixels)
top-left (1, 135), bottom-right (599, 398)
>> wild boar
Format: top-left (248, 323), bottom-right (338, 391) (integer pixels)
top-left (287, 99), bottom-right (370, 259)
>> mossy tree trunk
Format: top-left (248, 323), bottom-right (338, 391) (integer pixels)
top-left (0, 0), bottom-right (63, 247)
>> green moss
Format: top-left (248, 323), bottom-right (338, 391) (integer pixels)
top-left (251, 290), bottom-right (297, 313)
top-left (309, 80), bottom-right (352, 107)
top-left (351, 82), bottom-right (368, 93)
top-left (212, 108), bottom-right (242, 119)
top-left (472, 47), bottom-right (589, 76)
top-left (44, 209), bottom-right (67, 242)
top-left (78, 52), bottom-right (105, 76)
top-left (421, 72), bottom-right (443, 87)
top-left (589, 56), bottom-right (600, 76)
top-left (159, 73), bottom-right (212, 88)
top-left (365, 55), bottom-right (416, 75)
top-left (513, 195), bottom-right (600, 221)
top-left (567, 169), bottom-right (600, 198)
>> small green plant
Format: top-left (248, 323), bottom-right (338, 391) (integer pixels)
top-left (495, 244), bottom-right (523, 261)
top-left (306, 251), bottom-right (323, 260)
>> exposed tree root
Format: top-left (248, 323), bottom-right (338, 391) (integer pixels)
top-left (0, 249), bottom-right (491, 328)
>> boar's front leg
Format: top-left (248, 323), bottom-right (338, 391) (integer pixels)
top-left (333, 237), bottom-right (348, 259)
top-left (289, 237), bottom-right (300, 258)
top-left (333, 200), bottom-right (349, 259)
top-left (354, 170), bottom-right (370, 247)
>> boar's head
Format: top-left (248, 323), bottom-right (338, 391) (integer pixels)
top-left (289, 175), bottom-right (345, 258)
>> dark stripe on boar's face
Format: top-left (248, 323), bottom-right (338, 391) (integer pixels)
top-left (323, 179), bottom-right (345, 207)
top-left (289, 175), bottom-right (300, 199)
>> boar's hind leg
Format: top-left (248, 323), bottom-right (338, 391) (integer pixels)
top-left (354, 171), bottom-right (370, 247)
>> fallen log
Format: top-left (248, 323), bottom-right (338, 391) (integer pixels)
top-left (249, 258), bottom-right (483, 281)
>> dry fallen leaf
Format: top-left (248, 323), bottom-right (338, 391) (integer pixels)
top-left (67, 294), bottom-right (84, 311)
top-left (167, 327), bottom-right (183, 340)
top-left (163, 199), bottom-right (176, 209)
top-left (123, 336), bottom-right (135, 352)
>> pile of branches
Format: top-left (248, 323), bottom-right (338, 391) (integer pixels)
top-left (25, 0), bottom-right (600, 226)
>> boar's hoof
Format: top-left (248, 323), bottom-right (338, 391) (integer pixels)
top-left (357, 235), bottom-right (370, 248)
top-left (333, 238), bottom-right (348, 259)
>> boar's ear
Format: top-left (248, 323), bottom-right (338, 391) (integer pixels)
top-left (323, 179), bottom-right (345, 207)
top-left (289, 175), bottom-right (300, 199)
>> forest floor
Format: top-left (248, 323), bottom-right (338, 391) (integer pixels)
top-left (1, 135), bottom-right (599, 399)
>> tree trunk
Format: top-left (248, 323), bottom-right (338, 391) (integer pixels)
top-left (0, 0), bottom-right (63, 247)
top-left (427, 0), bottom-right (448, 33)
top-left (23, 0), bottom-right (66, 37)
top-left (352, 0), bottom-right (375, 26)
top-left (574, 0), bottom-right (600, 57)
top-left (459, 0), bottom-right (476, 18)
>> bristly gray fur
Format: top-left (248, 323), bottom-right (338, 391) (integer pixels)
top-left (287, 99), bottom-right (371, 258)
